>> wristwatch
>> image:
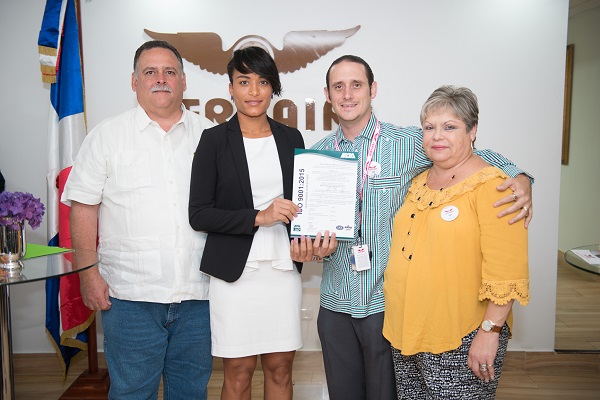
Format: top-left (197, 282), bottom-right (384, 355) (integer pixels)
top-left (481, 319), bottom-right (502, 333)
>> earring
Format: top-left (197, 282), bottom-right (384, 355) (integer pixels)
top-left (271, 94), bottom-right (274, 99)
top-left (230, 95), bottom-right (234, 101)
top-left (471, 141), bottom-right (474, 151)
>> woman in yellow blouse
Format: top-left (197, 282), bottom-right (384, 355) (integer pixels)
top-left (383, 85), bottom-right (529, 399)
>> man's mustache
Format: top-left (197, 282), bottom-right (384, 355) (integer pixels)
top-left (151, 84), bottom-right (172, 93)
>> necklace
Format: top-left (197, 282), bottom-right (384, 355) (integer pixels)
top-left (400, 156), bottom-right (473, 262)
top-left (400, 173), bottom-right (454, 261)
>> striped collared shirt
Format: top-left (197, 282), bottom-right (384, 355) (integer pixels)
top-left (311, 113), bottom-right (525, 318)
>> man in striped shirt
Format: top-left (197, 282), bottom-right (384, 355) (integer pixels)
top-left (310, 55), bottom-right (533, 400)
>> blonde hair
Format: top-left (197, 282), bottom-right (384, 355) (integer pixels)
top-left (420, 85), bottom-right (479, 132)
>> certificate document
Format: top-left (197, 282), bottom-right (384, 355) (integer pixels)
top-left (291, 149), bottom-right (358, 241)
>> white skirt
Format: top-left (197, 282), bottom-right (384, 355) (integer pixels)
top-left (209, 261), bottom-right (303, 358)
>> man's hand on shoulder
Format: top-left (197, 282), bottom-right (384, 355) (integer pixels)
top-left (494, 174), bottom-right (532, 228)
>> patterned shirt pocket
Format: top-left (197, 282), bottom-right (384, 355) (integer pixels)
top-left (368, 175), bottom-right (406, 215)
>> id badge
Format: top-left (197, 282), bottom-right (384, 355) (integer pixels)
top-left (351, 244), bottom-right (371, 271)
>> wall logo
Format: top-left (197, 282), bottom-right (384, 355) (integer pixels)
top-left (144, 26), bottom-right (360, 75)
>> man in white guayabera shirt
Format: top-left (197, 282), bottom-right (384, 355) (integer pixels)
top-left (62, 40), bottom-right (214, 400)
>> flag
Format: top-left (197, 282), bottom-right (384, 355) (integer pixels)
top-left (38, 0), bottom-right (65, 84)
top-left (39, 0), bottom-right (93, 374)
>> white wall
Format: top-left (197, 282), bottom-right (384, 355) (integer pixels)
top-left (0, 0), bottom-right (568, 354)
top-left (1, 0), bottom-right (56, 353)
top-left (558, 6), bottom-right (600, 251)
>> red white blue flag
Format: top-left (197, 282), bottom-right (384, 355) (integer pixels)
top-left (39, 0), bottom-right (93, 373)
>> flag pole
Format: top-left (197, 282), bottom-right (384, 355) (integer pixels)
top-left (73, 0), bottom-right (99, 377)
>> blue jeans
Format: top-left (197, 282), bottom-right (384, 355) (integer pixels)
top-left (102, 298), bottom-right (212, 400)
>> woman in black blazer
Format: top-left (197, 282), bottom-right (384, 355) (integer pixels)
top-left (189, 46), bottom-right (311, 400)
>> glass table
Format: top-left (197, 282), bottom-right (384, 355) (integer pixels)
top-left (564, 244), bottom-right (600, 276)
top-left (0, 249), bottom-right (99, 400)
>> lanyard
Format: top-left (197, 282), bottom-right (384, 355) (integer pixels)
top-left (334, 121), bottom-right (381, 242)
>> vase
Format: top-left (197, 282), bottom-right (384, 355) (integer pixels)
top-left (0, 222), bottom-right (26, 274)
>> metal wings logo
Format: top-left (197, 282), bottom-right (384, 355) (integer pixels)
top-left (144, 26), bottom-right (361, 75)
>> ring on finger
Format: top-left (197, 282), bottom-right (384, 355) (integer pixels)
top-left (512, 194), bottom-right (517, 201)
top-left (522, 206), bottom-right (529, 212)
top-left (480, 363), bottom-right (488, 372)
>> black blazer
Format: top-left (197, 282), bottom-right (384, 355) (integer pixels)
top-left (189, 114), bottom-right (305, 283)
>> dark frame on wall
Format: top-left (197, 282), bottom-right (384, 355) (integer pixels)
top-left (562, 44), bottom-right (574, 165)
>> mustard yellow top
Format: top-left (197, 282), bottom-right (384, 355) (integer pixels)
top-left (383, 166), bottom-right (529, 355)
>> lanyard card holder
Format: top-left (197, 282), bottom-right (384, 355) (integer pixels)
top-left (351, 244), bottom-right (371, 271)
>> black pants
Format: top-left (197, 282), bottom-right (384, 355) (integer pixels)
top-left (317, 307), bottom-right (396, 400)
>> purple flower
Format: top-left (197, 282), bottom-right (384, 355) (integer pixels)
top-left (0, 191), bottom-right (46, 230)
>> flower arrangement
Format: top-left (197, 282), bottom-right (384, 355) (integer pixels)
top-left (0, 191), bottom-right (46, 230)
